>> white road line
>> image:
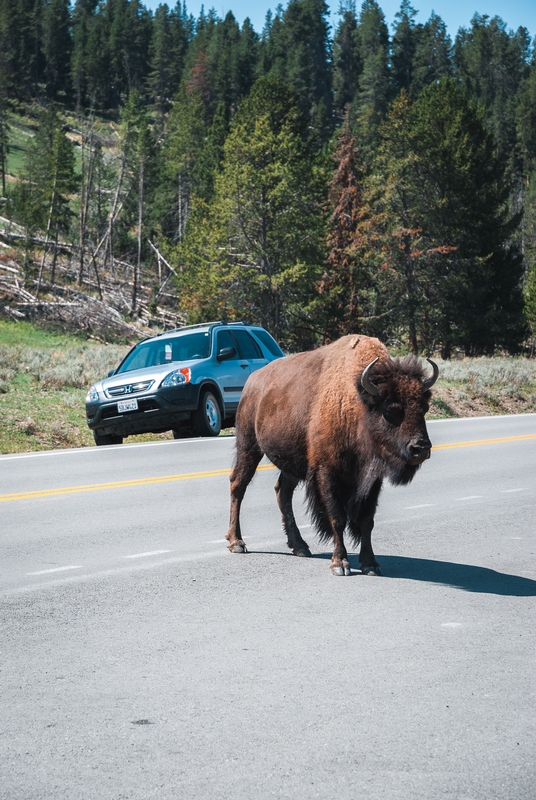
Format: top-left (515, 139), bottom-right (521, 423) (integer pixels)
top-left (441, 622), bottom-right (462, 628)
top-left (124, 550), bottom-right (173, 559)
top-left (456, 495), bottom-right (483, 500)
top-left (0, 437), bottom-right (235, 461)
top-left (428, 413), bottom-right (536, 424)
top-left (404, 504), bottom-right (434, 509)
top-left (502, 488), bottom-right (527, 493)
top-left (26, 565), bottom-right (82, 576)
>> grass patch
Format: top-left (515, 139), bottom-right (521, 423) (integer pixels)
top-left (0, 321), bottom-right (134, 452)
top-left (430, 397), bottom-right (456, 417)
top-left (4, 113), bottom-right (37, 178)
top-left (0, 318), bottom-right (88, 348)
top-left (427, 357), bottom-right (536, 419)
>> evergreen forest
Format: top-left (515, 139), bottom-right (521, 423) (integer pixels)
top-left (1, 0), bottom-right (536, 356)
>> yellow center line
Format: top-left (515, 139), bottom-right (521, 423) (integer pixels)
top-left (0, 464), bottom-right (276, 503)
top-left (0, 434), bottom-right (534, 504)
top-left (433, 434), bottom-right (536, 450)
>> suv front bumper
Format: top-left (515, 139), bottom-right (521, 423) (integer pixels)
top-left (86, 384), bottom-right (202, 436)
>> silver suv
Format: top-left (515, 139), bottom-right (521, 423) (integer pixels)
top-left (85, 321), bottom-right (284, 445)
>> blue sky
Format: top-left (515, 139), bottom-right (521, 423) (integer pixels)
top-left (142, 0), bottom-right (536, 40)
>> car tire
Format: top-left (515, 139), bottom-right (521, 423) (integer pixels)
top-left (93, 430), bottom-right (123, 446)
top-left (193, 391), bottom-right (222, 437)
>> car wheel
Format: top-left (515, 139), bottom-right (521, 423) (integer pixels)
top-left (93, 430), bottom-right (123, 446)
top-left (193, 391), bottom-right (222, 437)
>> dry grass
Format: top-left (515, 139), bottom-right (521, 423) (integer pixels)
top-left (428, 357), bottom-right (536, 419)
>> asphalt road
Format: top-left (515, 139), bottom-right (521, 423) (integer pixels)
top-left (1, 414), bottom-right (535, 800)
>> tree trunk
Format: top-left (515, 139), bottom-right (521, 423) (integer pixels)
top-left (132, 159), bottom-right (144, 314)
top-left (50, 226), bottom-right (59, 284)
top-left (78, 117), bottom-right (95, 287)
top-left (37, 168), bottom-right (58, 296)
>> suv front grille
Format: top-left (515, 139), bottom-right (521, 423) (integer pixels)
top-left (101, 398), bottom-right (160, 419)
top-left (106, 380), bottom-right (154, 398)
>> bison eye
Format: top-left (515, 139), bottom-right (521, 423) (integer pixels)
top-left (383, 403), bottom-right (404, 426)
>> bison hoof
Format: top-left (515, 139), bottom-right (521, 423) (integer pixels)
top-left (229, 544), bottom-right (247, 554)
top-left (293, 547), bottom-right (312, 558)
top-left (331, 563), bottom-right (351, 576)
top-left (361, 565), bottom-right (381, 576)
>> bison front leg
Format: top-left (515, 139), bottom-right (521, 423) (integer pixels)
top-left (348, 480), bottom-right (383, 576)
top-left (275, 472), bottom-right (311, 557)
top-left (329, 520), bottom-right (351, 576)
top-left (308, 471), bottom-right (351, 576)
top-left (227, 444), bottom-right (263, 554)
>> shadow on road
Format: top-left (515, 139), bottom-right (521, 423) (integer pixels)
top-left (355, 554), bottom-right (536, 596)
top-left (254, 550), bottom-right (536, 596)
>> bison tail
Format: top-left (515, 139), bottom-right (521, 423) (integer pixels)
top-left (304, 473), bottom-right (336, 544)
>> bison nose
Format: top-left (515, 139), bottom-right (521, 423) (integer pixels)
top-left (408, 441), bottom-right (431, 464)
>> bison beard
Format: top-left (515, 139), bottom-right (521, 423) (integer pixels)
top-left (226, 335), bottom-right (438, 576)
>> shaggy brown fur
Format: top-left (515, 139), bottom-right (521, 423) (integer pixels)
top-left (226, 335), bottom-right (437, 576)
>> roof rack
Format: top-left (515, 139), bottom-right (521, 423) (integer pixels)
top-left (152, 321), bottom-right (246, 337)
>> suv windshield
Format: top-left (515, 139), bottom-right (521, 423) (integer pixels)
top-left (116, 331), bottom-right (211, 374)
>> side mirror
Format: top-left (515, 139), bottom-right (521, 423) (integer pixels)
top-left (217, 346), bottom-right (237, 362)
top-left (107, 369), bottom-right (116, 377)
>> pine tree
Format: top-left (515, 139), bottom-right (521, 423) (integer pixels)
top-left (454, 14), bottom-right (532, 166)
top-left (258, 7), bottom-right (286, 78)
top-left (517, 59), bottom-right (536, 341)
top-left (147, 4), bottom-right (174, 120)
top-left (107, 0), bottom-right (152, 104)
top-left (0, 0), bottom-right (43, 98)
top-left (318, 114), bottom-right (375, 340)
top-left (391, 0), bottom-right (420, 96)
top-left (236, 18), bottom-right (260, 100)
top-left (71, 0), bottom-right (113, 109)
top-left (147, 1), bottom-right (191, 120)
top-left (373, 79), bottom-right (527, 355)
top-left (16, 106), bottom-right (79, 288)
top-left (0, 49), bottom-right (11, 197)
top-left (192, 101), bottom-right (228, 203)
top-left (152, 85), bottom-right (206, 241)
top-left (353, 0), bottom-right (391, 150)
top-left (42, 0), bottom-right (72, 99)
top-left (257, 0), bottom-right (332, 138)
top-left (177, 75), bottom-right (326, 348)
top-left (206, 12), bottom-right (241, 112)
top-left (332, 3), bottom-right (359, 117)
top-left (71, 0), bottom-right (98, 110)
top-left (281, 0), bottom-right (333, 131)
top-left (411, 12), bottom-right (452, 96)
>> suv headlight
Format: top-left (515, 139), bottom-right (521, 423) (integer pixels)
top-left (161, 368), bottom-right (191, 387)
top-left (86, 385), bottom-right (99, 402)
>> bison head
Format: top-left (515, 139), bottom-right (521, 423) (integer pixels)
top-left (358, 356), bottom-right (438, 483)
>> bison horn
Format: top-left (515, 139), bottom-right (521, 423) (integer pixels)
top-left (361, 358), bottom-right (380, 395)
top-left (423, 359), bottom-right (439, 390)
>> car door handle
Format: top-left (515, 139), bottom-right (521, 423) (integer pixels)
top-left (240, 363), bottom-right (249, 369)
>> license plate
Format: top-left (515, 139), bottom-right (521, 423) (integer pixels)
top-left (117, 398), bottom-right (138, 413)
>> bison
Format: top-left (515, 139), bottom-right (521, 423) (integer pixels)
top-left (226, 334), bottom-right (438, 576)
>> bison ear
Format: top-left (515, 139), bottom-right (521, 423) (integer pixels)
top-left (422, 359), bottom-right (439, 391)
top-left (360, 358), bottom-right (380, 396)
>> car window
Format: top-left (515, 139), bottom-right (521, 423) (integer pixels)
top-left (231, 329), bottom-right (263, 359)
top-left (216, 330), bottom-right (239, 359)
top-left (250, 328), bottom-right (284, 357)
top-left (116, 332), bottom-right (211, 373)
